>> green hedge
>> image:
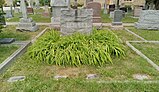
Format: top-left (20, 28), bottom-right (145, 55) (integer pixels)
top-left (28, 29), bottom-right (125, 66)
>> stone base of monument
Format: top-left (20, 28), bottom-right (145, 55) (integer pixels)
top-left (111, 24), bottom-right (124, 30)
top-left (135, 10), bottom-right (159, 30)
top-left (93, 17), bottom-right (101, 23)
top-left (135, 23), bottom-right (159, 30)
top-left (50, 17), bottom-right (60, 28)
top-left (16, 18), bottom-right (38, 32)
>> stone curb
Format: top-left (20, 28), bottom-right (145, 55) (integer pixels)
top-left (31, 27), bottom-right (49, 43)
top-left (126, 41), bottom-right (159, 71)
top-left (6, 22), bottom-right (134, 27)
top-left (128, 41), bottom-right (159, 43)
top-left (124, 28), bottom-right (146, 41)
top-left (87, 80), bottom-right (159, 84)
top-left (0, 41), bottom-right (31, 74)
top-left (0, 27), bottom-right (49, 74)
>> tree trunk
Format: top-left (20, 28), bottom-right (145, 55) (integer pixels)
top-left (154, 0), bottom-right (159, 10)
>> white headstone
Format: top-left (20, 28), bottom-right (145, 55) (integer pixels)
top-left (50, 0), bottom-right (70, 24)
top-left (135, 10), bottom-right (159, 30)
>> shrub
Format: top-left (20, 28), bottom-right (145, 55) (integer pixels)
top-left (28, 29), bottom-right (125, 66)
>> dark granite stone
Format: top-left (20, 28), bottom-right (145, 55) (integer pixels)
top-left (0, 38), bottom-right (15, 44)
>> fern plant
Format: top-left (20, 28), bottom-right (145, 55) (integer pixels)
top-left (28, 29), bottom-right (125, 66)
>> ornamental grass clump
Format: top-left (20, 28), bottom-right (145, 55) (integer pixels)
top-left (28, 29), bottom-right (125, 66)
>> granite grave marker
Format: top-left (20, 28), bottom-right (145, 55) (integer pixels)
top-left (60, 8), bottom-right (93, 35)
top-left (135, 10), bottom-right (159, 30)
top-left (16, 0), bottom-right (38, 31)
top-left (50, 0), bottom-right (70, 25)
top-left (86, 2), bottom-right (101, 23)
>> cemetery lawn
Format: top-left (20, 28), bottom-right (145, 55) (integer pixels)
top-left (0, 45), bottom-right (19, 64)
top-left (122, 13), bottom-right (138, 23)
top-left (6, 9), bottom-right (51, 23)
top-left (101, 12), bottom-right (138, 23)
top-left (0, 25), bottom-right (46, 41)
top-left (1, 29), bottom-right (159, 91)
top-left (132, 42), bottom-right (159, 66)
top-left (127, 27), bottom-right (159, 41)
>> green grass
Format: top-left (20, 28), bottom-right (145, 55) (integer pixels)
top-left (127, 27), bottom-right (159, 41)
top-left (1, 28), bottom-right (159, 91)
top-left (1, 77), bottom-right (159, 92)
top-left (6, 8), bottom-right (51, 23)
top-left (110, 28), bottom-right (142, 42)
top-left (0, 45), bottom-right (19, 63)
top-left (101, 11), bottom-right (138, 23)
top-left (0, 26), bottom-right (46, 41)
top-left (122, 13), bottom-right (138, 23)
top-left (132, 42), bottom-right (159, 66)
top-left (101, 12), bottom-right (112, 23)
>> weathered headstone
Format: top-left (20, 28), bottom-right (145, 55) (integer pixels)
top-left (5, 10), bottom-right (13, 18)
top-left (86, 74), bottom-right (99, 79)
top-left (14, 8), bottom-right (20, 13)
top-left (35, 0), bottom-right (40, 9)
top-left (135, 10), bottom-right (159, 30)
top-left (16, 0), bottom-right (38, 31)
top-left (86, 0), bottom-right (93, 5)
top-left (109, 11), bottom-right (114, 18)
top-left (111, 10), bottom-right (123, 30)
top-left (7, 76), bottom-right (25, 82)
top-left (86, 2), bottom-right (101, 23)
top-left (27, 7), bottom-right (34, 14)
top-left (54, 75), bottom-right (67, 80)
top-left (50, 0), bottom-right (70, 25)
top-left (42, 5), bottom-right (50, 17)
top-left (134, 6), bottom-right (142, 17)
top-left (61, 8), bottom-right (93, 35)
top-left (112, 10), bottom-right (123, 25)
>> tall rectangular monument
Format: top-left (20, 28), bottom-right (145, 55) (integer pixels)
top-left (50, 0), bottom-right (70, 25)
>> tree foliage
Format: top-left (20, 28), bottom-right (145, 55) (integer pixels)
top-left (0, 0), bottom-right (5, 32)
top-left (0, 0), bottom-right (5, 6)
top-left (146, 0), bottom-right (159, 10)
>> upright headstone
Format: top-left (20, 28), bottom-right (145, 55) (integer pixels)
top-left (86, 0), bottom-right (93, 5)
top-left (16, 0), bottom-right (38, 31)
top-left (111, 10), bottom-right (123, 30)
top-left (27, 7), bottom-right (34, 14)
top-left (135, 10), bottom-right (159, 30)
top-left (86, 2), bottom-right (101, 23)
top-left (61, 8), bottom-right (93, 35)
top-left (109, 11), bottom-right (114, 18)
top-left (134, 6), bottom-right (142, 17)
top-left (5, 10), bottom-right (13, 18)
top-left (35, 0), bottom-right (40, 9)
top-left (112, 10), bottom-right (123, 25)
top-left (42, 5), bottom-right (50, 17)
top-left (27, 0), bottom-right (34, 14)
top-left (50, 0), bottom-right (70, 25)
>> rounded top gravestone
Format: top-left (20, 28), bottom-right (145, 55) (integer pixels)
top-left (50, 0), bottom-right (69, 6)
top-left (86, 2), bottom-right (101, 17)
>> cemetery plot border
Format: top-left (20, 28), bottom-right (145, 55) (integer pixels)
top-left (123, 28), bottom-right (159, 71)
top-left (126, 41), bottom-right (159, 71)
top-left (0, 27), bottom-right (49, 74)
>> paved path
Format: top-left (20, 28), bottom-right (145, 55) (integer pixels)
top-left (6, 22), bottom-right (134, 27)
